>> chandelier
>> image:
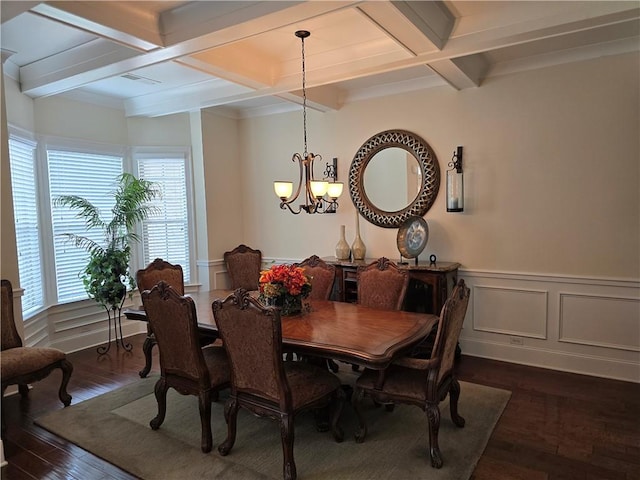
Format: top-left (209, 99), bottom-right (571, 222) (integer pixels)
top-left (274, 30), bottom-right (343, 214)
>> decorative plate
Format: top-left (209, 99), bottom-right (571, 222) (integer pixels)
top-left (396, 216), bottom-right (429, 259)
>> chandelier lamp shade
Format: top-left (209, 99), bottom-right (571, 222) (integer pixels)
top-left (274, 30), bottom-right (343, 214)
top-left (446, 146), bottom-right (464, 212)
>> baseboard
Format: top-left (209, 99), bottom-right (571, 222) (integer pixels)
top-left (460, 335), bottom-right (640, 383)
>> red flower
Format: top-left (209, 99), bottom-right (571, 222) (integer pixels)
top-left (259, 264), bottom-right (311, 298)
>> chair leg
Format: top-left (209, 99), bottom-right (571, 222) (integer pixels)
top-left (18, 384), bottom-right (29, 397)
top-left (58, 359), bottom-right (73, 406)
top-left (449, 378), bottom-right (465, 428)
top-left (351, 387), bottom-right (368, 443)
top-left (426, 403), bottom-right (443, 468)
top-left (329, 388), bottom-right (345, 443)
top-left (1, 387), bottom-right (6, 437)
top-left (280, 413), bottom-right (297, 480)
top-left (198, 390), bottom-right (213, 453)
top-left (150, 378), bottom-right (168, 430)
top-left (139, 333), bottom-right (156, 378)
top-left (327, 359), bottom-right (339, 372)
top-left (218, 396), bottom-right (238, 456)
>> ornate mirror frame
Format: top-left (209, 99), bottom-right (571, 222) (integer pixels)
top-left (349, 130), bottom-right (440, 228)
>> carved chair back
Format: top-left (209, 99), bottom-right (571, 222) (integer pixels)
top-left (1, 279), bottom-right (22, 350)
top-left (212, 289), bottom-right (290, 407)
top-left (223, 244), bottom-right (262, 291)
top-left (431, 279), bottom-right (470, 386)
top-left (136, 258), bottom-right (184, 295)
top-left (295, 255), bottom-right (336, 301)
top-left (357, 257), bottom-right (409, 311)
top-left (141, 282), bottom-right (209, 384)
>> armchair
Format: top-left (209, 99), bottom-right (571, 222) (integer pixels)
top-left (352, 279), bottom-right (471, 468)
top-left (212, 289), bottom-right (344, 480)
top-left (1, 279), bottom-right (73, 436)
top-left (141, 281), bottom-right (230, 453)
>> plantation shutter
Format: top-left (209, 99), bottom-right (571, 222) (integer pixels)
top-left (48, 150), bottom-right (123, 302)
top-left (8, 135), bottom-right (44, 316)
top-left (137, 155), bottom-right (190, 282)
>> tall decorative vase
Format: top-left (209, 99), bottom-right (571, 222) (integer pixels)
top-left (351, 213), bottom-right (366, 260)
top-left (335, 225), bottom-right (351, 260)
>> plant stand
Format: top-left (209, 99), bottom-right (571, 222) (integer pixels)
top-left (97, 297), bottom-right (132, 355)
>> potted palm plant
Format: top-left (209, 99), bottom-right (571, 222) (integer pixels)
top-left (54, 173), bottom-right (159, 354)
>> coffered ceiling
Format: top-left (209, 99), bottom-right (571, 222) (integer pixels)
top-left (2, 1), bottom-right (638, 118)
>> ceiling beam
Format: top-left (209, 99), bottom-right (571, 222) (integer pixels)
top-left (428, 53), bottom-right (489, 90)
top-left (20, 1), bottom-right (359, 98)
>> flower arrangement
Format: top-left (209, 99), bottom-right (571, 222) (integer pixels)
top-left (259, 264), bottom-right (312, 316)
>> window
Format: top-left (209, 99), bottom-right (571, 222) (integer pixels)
top-left (136, 151), bottom-right (191, 283)
top-left (48, 148), bottom-right (123, 302)
top-left (8, 130), bottom-right (193, 313)
top-left (8, 135), bottom-right (44, 316)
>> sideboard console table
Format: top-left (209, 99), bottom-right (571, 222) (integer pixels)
top-left (321, 257), bottom-right (460, 316)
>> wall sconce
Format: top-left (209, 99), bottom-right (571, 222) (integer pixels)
top-left (273, 30), bottom-right (343, 214)
top-left (446, 146), bottom-right (464, 212)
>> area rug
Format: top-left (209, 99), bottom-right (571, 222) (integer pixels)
top-left (35, 371), bottom-right (510, 480)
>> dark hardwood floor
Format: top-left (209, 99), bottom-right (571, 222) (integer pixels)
top-left (1, 333), bottom-right (638, 479)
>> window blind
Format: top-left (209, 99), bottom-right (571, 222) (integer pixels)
top-left (48, 150), bottom-right (123, 302)
top-left (137, 156), bottom-right (190, 282)
top-left (8, 136), bottom-right (44, 316)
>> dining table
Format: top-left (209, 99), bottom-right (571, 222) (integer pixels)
top-left (124, 289), bottom-right (439, 374)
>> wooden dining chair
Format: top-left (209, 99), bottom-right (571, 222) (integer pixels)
top-left (357, 257), bottom-right (409, 311)
top-left (223, 244), bottom-right (262, 290)
top-left (1, 279), bottom-right (73, 436)
top-left (351, 279), bottom-right (471, 469)
top-left (135, 258), bottom-right (184, 378)
top-left (294, 255), bottom-right (336, 301)
top-left (141, 281), bottom-right (230, 453)
top-left (212, 289), bottom-right (345, 480)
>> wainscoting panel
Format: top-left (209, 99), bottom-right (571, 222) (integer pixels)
top-left (459, 270), bottom-right (640, 382)
top-left (559, 293), bottom-right (640, 352)
top-left (473, 285), bottom-right (548, 339)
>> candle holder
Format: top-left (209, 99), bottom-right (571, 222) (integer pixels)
top-left (446, 146), bottom-right (464, 212)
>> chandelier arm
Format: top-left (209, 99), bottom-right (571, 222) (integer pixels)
top-left (279, 201), bottom-right (303, 214)
top-left (279, 152), bottom-right (305, 209)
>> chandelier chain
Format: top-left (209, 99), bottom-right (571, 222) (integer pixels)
top-left (301, 34), bottom-right (308, 157)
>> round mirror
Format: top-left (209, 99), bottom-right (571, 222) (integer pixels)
top-left (363, 147), bottom-right (422, 212)
top-left (349, 130), bottom-right (440, 228)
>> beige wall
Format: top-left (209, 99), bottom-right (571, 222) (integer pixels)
top-left (240, 52), bottom-right (639, 279)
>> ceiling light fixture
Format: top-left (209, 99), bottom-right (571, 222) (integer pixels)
top-left (274, 30), bottom-right (343, 214)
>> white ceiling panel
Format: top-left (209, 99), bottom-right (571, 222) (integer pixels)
top-left (1, 1), bottom-right (637, 118)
